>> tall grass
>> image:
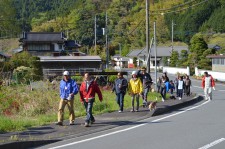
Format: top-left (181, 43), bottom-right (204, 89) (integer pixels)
top-left (0, 81), bottom-right (162, 132)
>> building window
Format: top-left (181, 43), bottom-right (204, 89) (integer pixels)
top-left (28, 44), bottom-right (51, 51)
top-left (221, 59), bottom-right (224, 65)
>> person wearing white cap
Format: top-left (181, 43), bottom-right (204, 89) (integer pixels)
top-left (128, 71), bottom-right (143, 112)
top-left (56, 71), bottom-right (79, 126)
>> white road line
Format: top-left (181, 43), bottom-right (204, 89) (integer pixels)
top-left (49, 100), bottom-right (210, 149)
top-left (198, 138), bottom-right (225, 149)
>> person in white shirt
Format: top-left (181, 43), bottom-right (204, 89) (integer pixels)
top-left (201, 71), bottom-right (215, 100)
top-left (177, 76), bottom-right (185, 100)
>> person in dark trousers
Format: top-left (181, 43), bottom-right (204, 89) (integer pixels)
top-left (80, 72), bottom-right (103, 127)
top-left (160, 76), bottom-right (167, 102)
top-left (56, 71), bottom-right (79, 126)
top-left (157, 77), bottom-right (162, 93)
top-left (184, 75), bottom-right (191, 96)
top-left (177, 76), bottom-right (185, 100)
top-left (112, 72), bottom-right (128, 113)
top-left (139, 67), bottom-right (152, 107)
top-left (174, 75), bottom-right (179, 97)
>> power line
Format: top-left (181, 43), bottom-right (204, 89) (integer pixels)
top-left (152, 0), bottom-right (209, 15)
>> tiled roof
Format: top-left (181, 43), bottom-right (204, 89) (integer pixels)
top-left (38, 56), bottom-right (102, 62)
top-left (127, 46), bottom-right (188, 57)
top-left (64, 40), bottom-right (81, 48)
top-left (207, 54), bottom-right (225, 58)
top-left (22, 32), bottom-right (65, 42)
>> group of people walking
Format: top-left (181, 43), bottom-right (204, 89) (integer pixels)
top-left (112, 67), bottom-right (152, 112)
top-left (157, 73), bottom-right (192, 101)
top-left (57, 71), bottom-right (102, 127)
top-left (56, 70), bottom-right (216, 127)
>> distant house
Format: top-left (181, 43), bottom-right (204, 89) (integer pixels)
top-left (39, 56), bottom-right (102, 77)
top-left (0, 52), bottom-right (11, 62)
top-left (208, 44), bottom-right (222, 51)
top-left (19, 32), bottom-right (66, 56)
top-left (19, 32), bottom-right (102, 77)
top-left (127, 46), bottom-right (188, 68)
top-left (112, 54), bottom-right (131, 69)
top-left (207, 54), bottom-right (225, 72)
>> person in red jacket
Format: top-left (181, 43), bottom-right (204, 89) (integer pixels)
top-left (80, 72), bottom-right (103, 127)
top-left (201, 71), bottom-right (215, 100)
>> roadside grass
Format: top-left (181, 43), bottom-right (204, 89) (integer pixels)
top-left (0, 81), bottom-right (165, 133)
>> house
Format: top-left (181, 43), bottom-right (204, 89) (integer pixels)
top-left (19, 32), bottom-right (66, 56)
top-left (206, 54), bottom-right (225, 72)
top-left (126, 46), bottom-right (188, 68)
top-left (112, 54), bottom-right (131, 69)
top-left (208, 44), bottom-right (222, 51)
top-left (19, 32), bottom-right (102, 77)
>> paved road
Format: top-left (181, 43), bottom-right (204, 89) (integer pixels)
top-left (38, 73), bottom-right (225, 149)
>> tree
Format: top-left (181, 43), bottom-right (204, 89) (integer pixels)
top-left (169, 51), bottom-right (179, 67)
top-left (198, 49), bottom-right (215, 69)
top-left (187, 34), bottom-right (208, 73)
top-left (5, 52), bottom-right (42, 81)
top-left (178, 50), bottom-right (188, 67)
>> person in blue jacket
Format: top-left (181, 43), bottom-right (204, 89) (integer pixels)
top-left (56, 71), bottom-right (79, 126)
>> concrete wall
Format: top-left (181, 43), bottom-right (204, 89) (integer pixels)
top-left (163, 66), bottom-right (190, 76)
top-left (195, 67), bottom-right (225, 81)
top-left (212, 65), bottom-right (225, 72)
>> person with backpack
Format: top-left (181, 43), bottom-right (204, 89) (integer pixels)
top-left (56, 71), bottom-right (79, 126)
top-left (112, 72), bottom-right (128, 113)
top-left (80, 72), bottom-right (103, 127)
top-left (201, 71), bottom-right (215, 100)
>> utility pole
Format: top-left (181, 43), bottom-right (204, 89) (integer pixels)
top-left (171, 20), bottom-right (174, 51)
top-left (119, 43), bottom-right (121, 68)
top-left (105, 12), bottom-right (108, 69)
top-left (154, 22), bottom-right (157, 90)
top-left (94, 15), bottom-right (97, 54)
top-left (146, 0), bottom-right (150, 73)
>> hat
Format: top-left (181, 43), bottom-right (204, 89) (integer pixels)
top-left (141, 66), bottom-right (146, 70)
top-left (132, 71), bottom-right (137, 75)
top-left (63, 71), bottom-right (70, 76)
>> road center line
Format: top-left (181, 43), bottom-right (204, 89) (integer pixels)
top-left (49, 100), bottom-right (210, 149)
top-left (198, 138), bottom-right (225, 149)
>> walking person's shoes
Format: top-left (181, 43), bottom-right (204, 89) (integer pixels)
top-left (118, 110), bottom-right (123, 113)
top-left (162, 98), bottom-right (165, 102)
top-left (90, 119), bottom-right (95, 124)
top-left (69, 122), bottom-right (75, 125)
top-left (179, 97), bottom-right (182, 100)
top-left (135, 110), bottom-right (139, 112)
top-left (84, 122), bottom-right (90, 127)
top-left (130, 109), bottom-right (134, 112)
top-left (55, 121), bottom-right (63, 126)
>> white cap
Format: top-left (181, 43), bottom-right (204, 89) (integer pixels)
top-left (132, 71), bottom-right (137, 75)
top-left (63, 71), bottom-right (70, 76)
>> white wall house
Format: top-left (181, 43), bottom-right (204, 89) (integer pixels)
top-left (126, 46), bottom-right (188, 68)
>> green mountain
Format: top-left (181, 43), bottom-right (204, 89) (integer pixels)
top-left (2, 0), bottom-right (225, 56)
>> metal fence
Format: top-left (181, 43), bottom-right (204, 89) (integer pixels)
top-left (43, 68), bottom-right (102, 78)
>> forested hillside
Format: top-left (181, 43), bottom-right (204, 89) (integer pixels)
top-left (1, 0), bottom-right (225, 56)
